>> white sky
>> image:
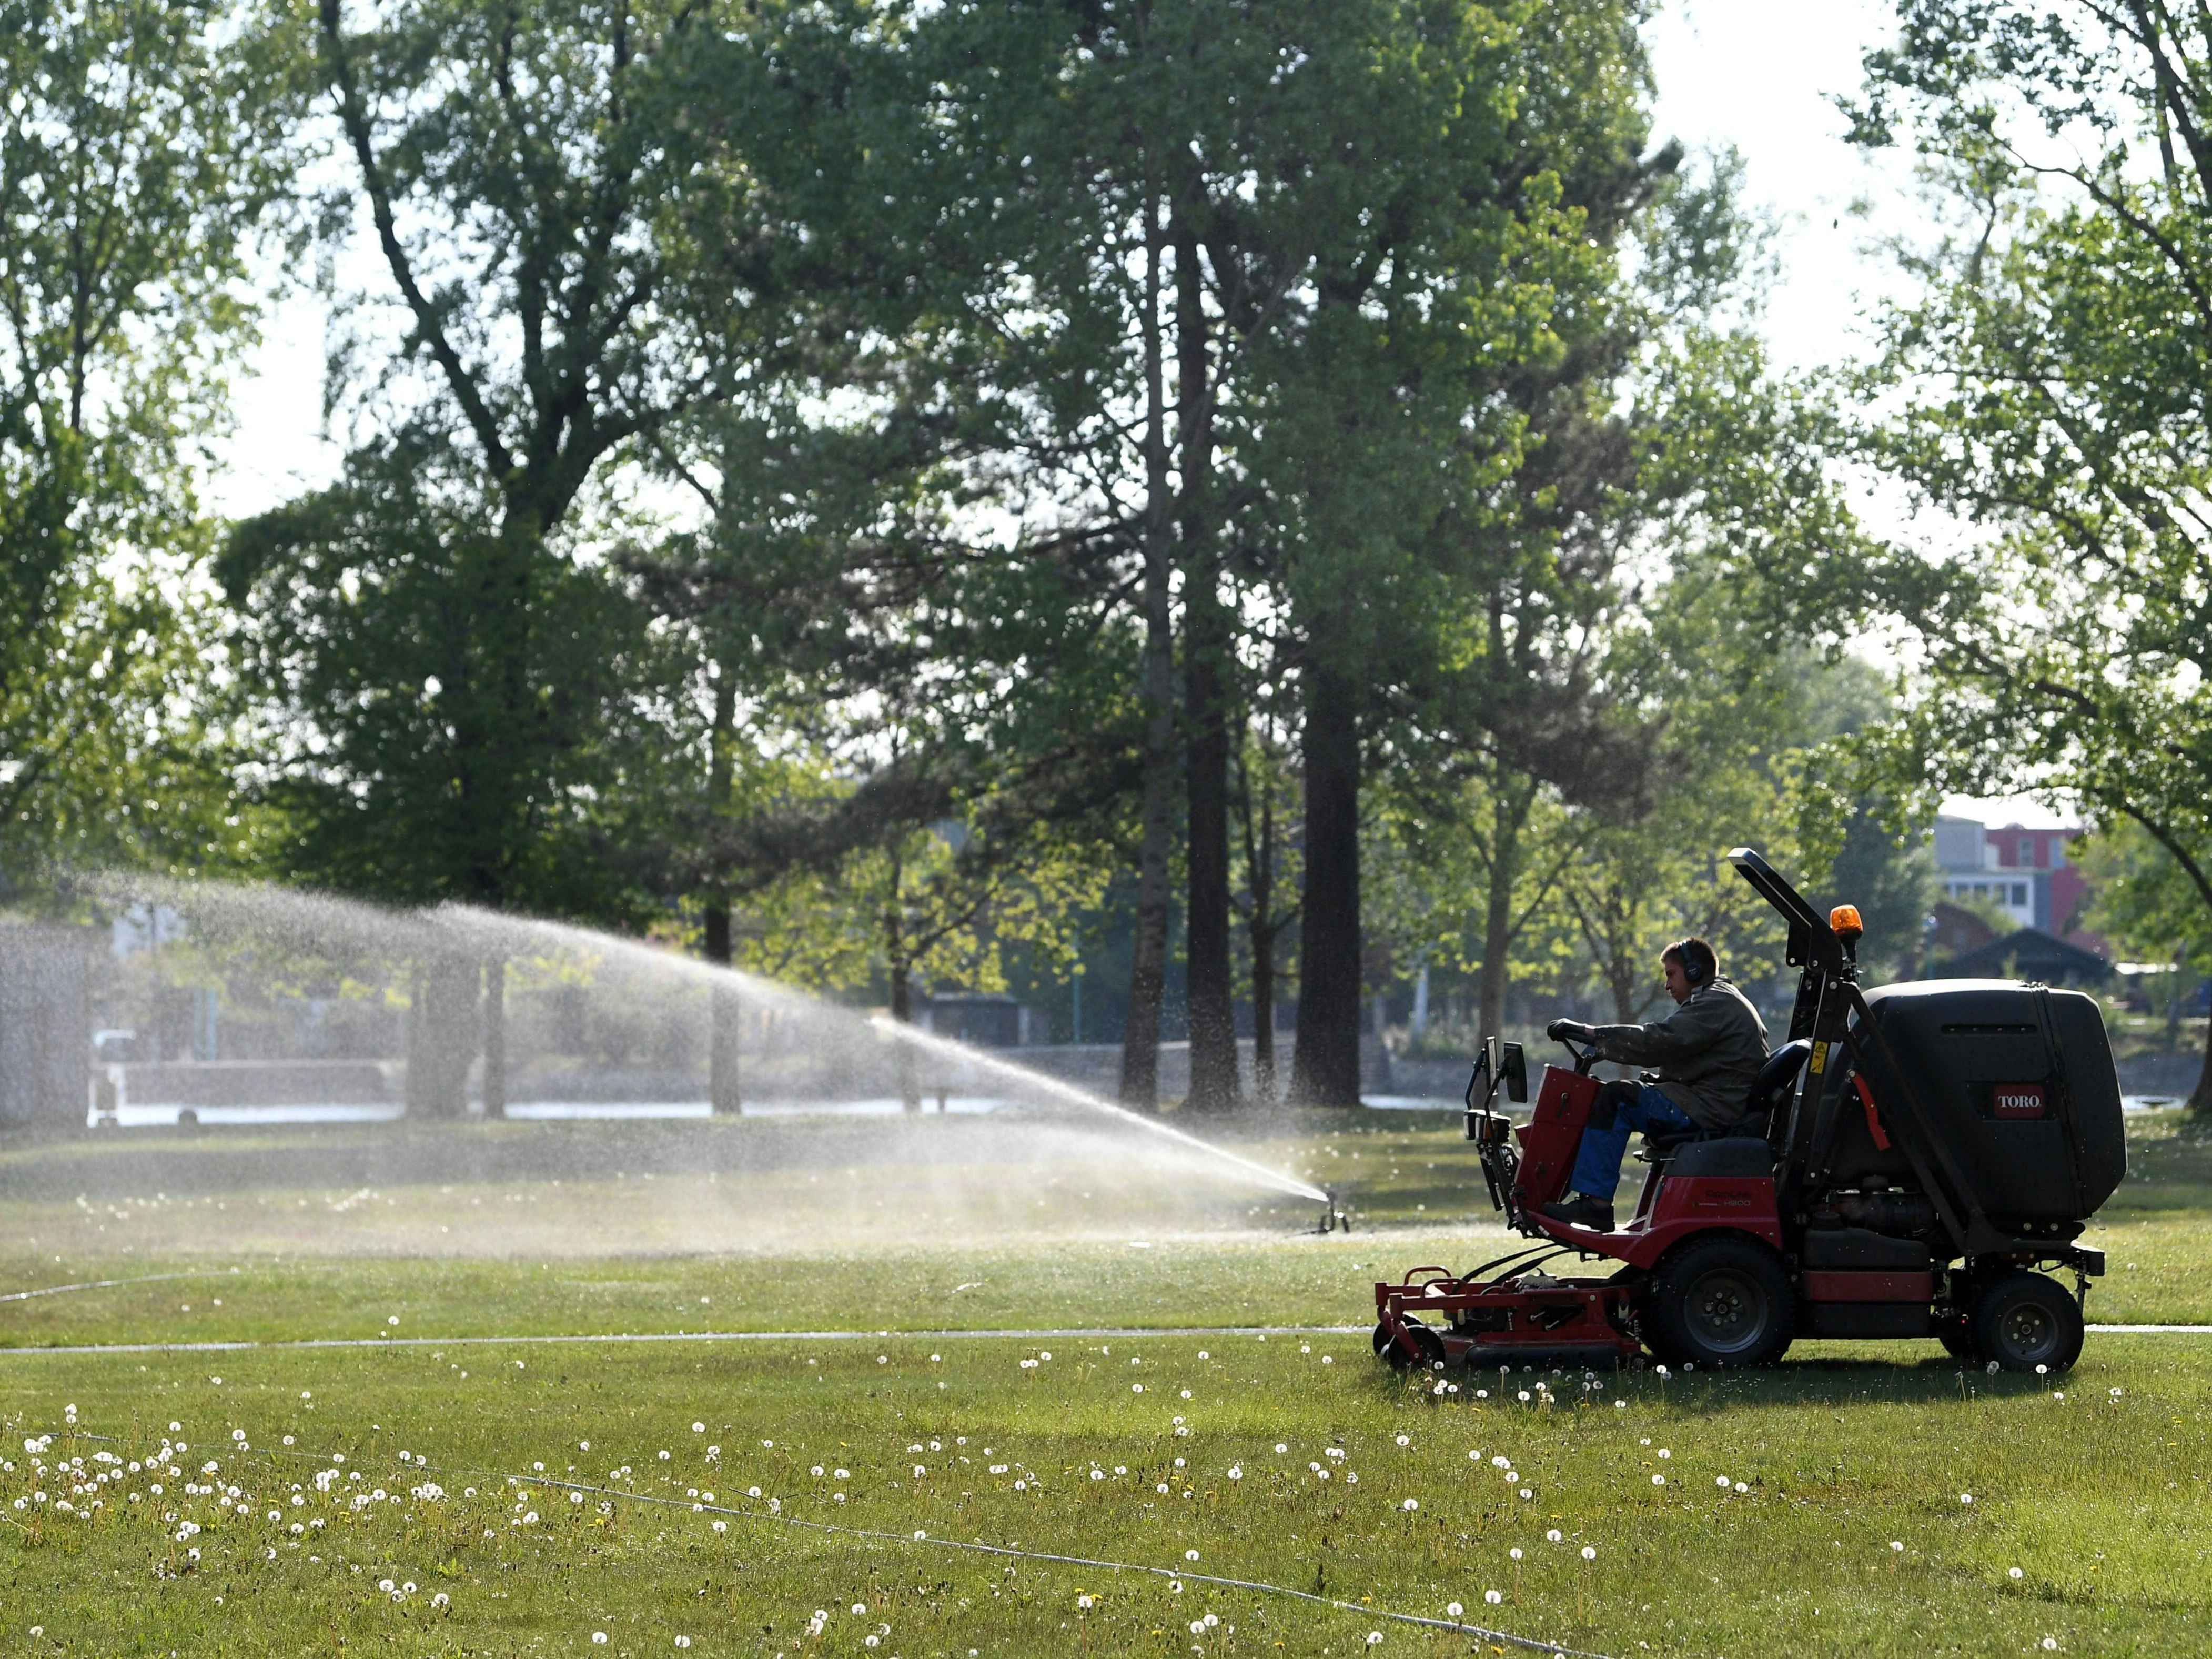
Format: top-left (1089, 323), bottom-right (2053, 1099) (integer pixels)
top-left (203, 0), bottom-right (2064, 830)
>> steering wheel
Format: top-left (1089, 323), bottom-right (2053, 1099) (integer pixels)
top-left (1556, 1033), bottom-right (1598, 1075)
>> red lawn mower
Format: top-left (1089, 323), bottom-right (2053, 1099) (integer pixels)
top-left (1373, 847), bottom-right (2125, 1374)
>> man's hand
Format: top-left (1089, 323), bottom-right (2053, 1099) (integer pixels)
top-left (1547, 1019), bottom-right (1595, 1044)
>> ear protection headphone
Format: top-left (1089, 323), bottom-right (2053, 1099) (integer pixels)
top-left (1669, 941), bottom-right (1718, 984)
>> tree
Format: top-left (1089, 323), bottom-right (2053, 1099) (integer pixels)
top-left (1230, 701), bottom-right (1302, 1103)
top-left (1261, 31), bottom-right (1795, 1093)
top-left (1, 0), bottom-right (272, 883)
top-left (263, 0), bottom-right (817, 903)
top-left (1843, 0), bottom-right (2212, 1108)
top-left (219, 435), bottom-right (670, 1111)
top-left (237, 0), bottom-right (833, 1104)
top-left (1198, 1), bottom-right (1664, 1105)
top-left (2083, 820), bottom-right (2212, 1054)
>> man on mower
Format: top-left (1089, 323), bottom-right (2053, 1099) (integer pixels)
top-left (1538, 937), bottom-right (1770, 1231)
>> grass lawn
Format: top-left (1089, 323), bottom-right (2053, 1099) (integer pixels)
top-left (2, 1109), bottom-right (2210, 1656)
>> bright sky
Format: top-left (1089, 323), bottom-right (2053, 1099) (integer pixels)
top-left (203, 0), bottom-right (2063, 830)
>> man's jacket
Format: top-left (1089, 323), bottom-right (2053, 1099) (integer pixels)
top-left (1590, 978), bottom-right (1771, 1131)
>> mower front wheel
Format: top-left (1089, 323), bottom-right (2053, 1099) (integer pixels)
top-left (1643, 1232), bottom-right (1795, 1369)
top-left (1373, 1316), bottom-right (1446, 1373)
top-left (1970, 1271), bottom-right (2083, 1374)
top-left (1936, 1319), bottom-right (1980, 1362)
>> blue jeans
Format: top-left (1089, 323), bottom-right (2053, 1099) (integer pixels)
top-left (1570, 1084), bottom-right (1694, 1202)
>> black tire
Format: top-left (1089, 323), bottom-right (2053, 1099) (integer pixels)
top-left (1971, 1271), bottom-right (2083, 1374)
top-left (1643, 1232), bottom-right (1795, 1369)
top-left (1937, 1319), bottom-right (1980, 1362)
top-left (1373, 1318), bottom-right (1443, 1372)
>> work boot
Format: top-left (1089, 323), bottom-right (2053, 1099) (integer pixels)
top-left (1539, 1193), bottom-right (1614, 1231)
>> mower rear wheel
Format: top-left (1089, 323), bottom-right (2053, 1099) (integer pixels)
top-left (1643, 1233), bottom-right (1794, 1369)
top-left (1970, 1271), bottom-right (2083, 1373)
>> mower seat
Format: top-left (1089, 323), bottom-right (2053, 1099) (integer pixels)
top-left (1640, 1119), bottom-right (1707, 1159)
top-left (1636, 1039), bottom-right (1810, 1163)
top-left (1746, 1039), bottom-right (1812, 1145)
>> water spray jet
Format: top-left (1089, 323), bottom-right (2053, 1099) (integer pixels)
top-left (65, 874), bottom-right (1330, 1239)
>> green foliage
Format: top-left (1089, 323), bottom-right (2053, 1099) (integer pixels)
top-left (1843, 0), bottom-right (2212, 1099)
top-left (0, 0), bottom-right (277, 883)
top-left (219, 436), bottom-right (668, 918)
top-left (2081, 820), bottom-right (2212, 985)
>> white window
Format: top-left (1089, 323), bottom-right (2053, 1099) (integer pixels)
top-left (2013, 883), bottom-right (2028, 907)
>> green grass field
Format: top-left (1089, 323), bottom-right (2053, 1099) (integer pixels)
top-left (3, 1109), bottom-right (2210, 1656)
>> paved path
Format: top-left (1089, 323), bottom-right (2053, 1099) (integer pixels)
top-left (2, 1322), bottom-right (2206, 1357)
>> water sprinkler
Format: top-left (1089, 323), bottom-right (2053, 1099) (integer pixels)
top-left (1315, 1188), bottom-right (1350, 1234)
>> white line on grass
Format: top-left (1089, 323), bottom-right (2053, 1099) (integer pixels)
top-left (0, 1325), bottom-right (1373, 1356)
top-left (4, 1323), bottom-right (2206, 1358)
top-left (0, 1270), bottom-right (239, 1303)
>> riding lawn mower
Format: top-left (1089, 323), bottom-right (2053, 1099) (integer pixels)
top-left (1372, 848), bottom-right (2126, 1374)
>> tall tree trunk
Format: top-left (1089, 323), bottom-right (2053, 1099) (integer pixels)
top-left (1477, 778), bottom-right (1524, 1041)
top-left (704, 905), bottom-right (741, 1116)
top-left (481, 953), bottom-right (507, 1119)
top-left (885, 847), bottom-right (921, 1113)
top-left (1250, 929), bottom-right (1277, 1104)
top-left (704, 666), bottom-right (741, 1114)
top-left (2165, 946), bottom-right (2184, 1052)
top-left (1177, 222), bottom-right (1237, 1113)
top-left (1237, 720), bottom-right (1287, 1107)
top-left (1121, 173), bottom-right (1176, 1112)
top-left (406, 950), bottom-right (479, 1118)
top-left (2194, 1003), bottom-right (2212, 1117)
top-left (1291, 666), bottom-right (1361, 1106)
top-left (1247, 782), bottom-right (1279, 1107)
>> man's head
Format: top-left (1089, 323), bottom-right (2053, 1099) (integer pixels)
top-left (1660, 937), bottom-right (1719, 1004)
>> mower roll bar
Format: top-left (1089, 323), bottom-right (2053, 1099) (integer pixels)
top-left (1727, 846), bottom-right (1852, 978)
top-left (1728, 843), bottom-right (2085, 1262)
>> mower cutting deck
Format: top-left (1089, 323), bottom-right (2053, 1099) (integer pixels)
top-left (1374, 847), bottom-right (2122, 1374)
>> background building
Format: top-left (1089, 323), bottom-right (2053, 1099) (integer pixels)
top-left (1931, 816), bottom-right (2098, 943)
top-left (1927, 814), bottom-right (2110, 984)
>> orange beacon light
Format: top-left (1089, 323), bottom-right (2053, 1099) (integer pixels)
top-left (1829, 904), bottom-right (1864, 940)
